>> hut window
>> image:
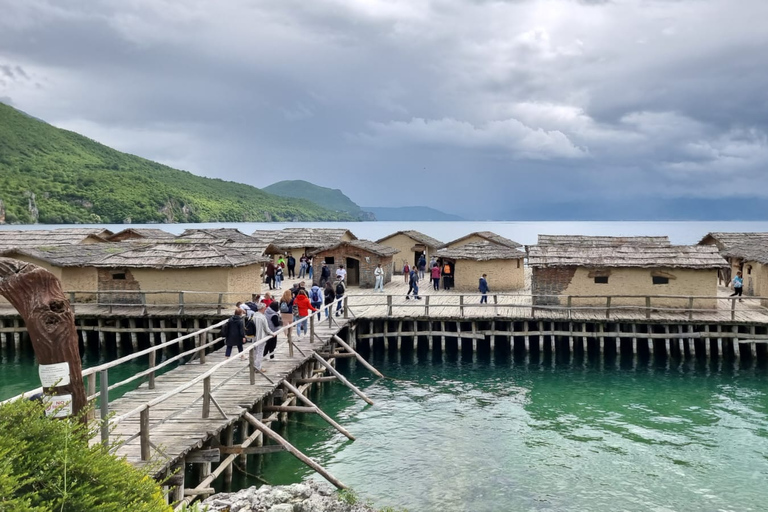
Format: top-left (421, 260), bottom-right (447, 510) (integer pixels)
top-left (517, 259), bottom-right (520, 269)
top-left (652, 276), bottom-right (669, 285)
top-left (111, 272), bottom-right (126, 280)
top-left (324, 257), bottom-right (335, 265)
top-left (594, 276), bottom-right (609, 284)
top-left (747, 265), bottom-right (752, 275)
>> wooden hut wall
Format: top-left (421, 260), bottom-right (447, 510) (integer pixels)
top-left (743, 260), bottom-right (768, 305)
top-left (228, 264), bottom-right (262, 298)
top-left (311, 248), bottom-right (394, 288)
top-left (126, 265), bottom-right (259, 305)
top-left (63, 266), bottom-right (99, 302)
top-left (379, 233), bottom-right (432, 271)
top-left (451, 258), bottom-right (525, 291)
top-left (534, 266), bottom-right (719, 309)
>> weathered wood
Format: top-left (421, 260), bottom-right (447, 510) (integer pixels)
top-left (262, 405), bottom-right (317, 413)
top-left (313, 353), bottom-right (374, 405)
top-left (283, 380), bottom-right (355, 441)
top-left (244, 412), bottom-right (347, 490)
top-left (0, 258), bottom-right (87, 416)
top-left (140, 408), bottom-right (151, 461)
top-left (332, 335), bottom-right (384, 378)
top-left (186, 449), bottom-right (221, 463)
top-left (219, 445), bottom-right (285, 455)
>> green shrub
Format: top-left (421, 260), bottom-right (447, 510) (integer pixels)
top-left (0, 399), bottom-right (171, 512)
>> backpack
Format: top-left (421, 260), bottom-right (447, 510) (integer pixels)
top-left (245, 301), bottom-right (259, 311)
top-left (244, 317), bottom-right (256, 336)
top-left (310, 287), bottom-right (321, 302)
top-left (335, 282), bottom-right (345, 296)
top-left (220, 320), bottom-right (230, 338)
top-left (444, 264), bottom-right (451, 274)
top-left (271, 314), bottom-right (282, 329)
top-left (280, 300), bottom-right (290, 313)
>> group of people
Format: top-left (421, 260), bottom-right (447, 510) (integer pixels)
top-left (264, 253), bottom-right (315, 290)
top-left (403, 255), bottom-right (454, 293)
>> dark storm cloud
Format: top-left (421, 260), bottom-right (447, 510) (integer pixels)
top-left (1, 0), bottom-right (767, 219)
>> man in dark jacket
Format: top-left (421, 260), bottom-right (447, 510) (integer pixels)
top-left (320, 263), bottom-right (331, 287)
top-left (224, 308), bottom-right (246, 359)
top-left (287, 254), bottom-right (296, 278)
top-left (406, 268), bottom-right (421, 300)
top-left (479, 274), bottom-right (489, 304)
top-left (265, 261), bottom-right (276, 290)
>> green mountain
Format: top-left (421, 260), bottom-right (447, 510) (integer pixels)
top-left (262, 180), bottom-right (375, 221)
top-left (0, 102), bottom-right (356, 224)
top-left (363, 206), bottom-right (464, 221)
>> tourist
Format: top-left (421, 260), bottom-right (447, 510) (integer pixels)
top-left (261, 293), bottom-right (273, 309)
top-left (374, 263), bottom-right (384, 292)
top-left (236, 301), bottom-right (255, 319)
top-left (730, 271), bottom-right (744, 302)
top-left (224, 307), bottom-right (246, 360)
top-left (265, 260), bottom-right (276, 290)
top-left (251, 303), bottom-right (272, 370)
top-left (275, 265), bottom-right (283, 289)
top-left (299, 254), bottom-right (308, 278)
top-left (403, 261), bottom-right (410, 283)
top-left (263, 302), bottom-right (282, 359)
top-left (334, 279), bottom-right (346, 316)
top-left (294, 289), bottom-right (317, 337)
top-left (277, 254), bottom-right (286, 269)
top-left (279, 290), bottom-right (294, 339)
top-left (336, 264), bottom-right (347, 282)
top-left (479, 274), bottom-right (489, 304)
top-left (309, 282), bottom-right (324, 318)
top-left (287, 253), bottom-right (296, 279)
top-left (442, 262), bottom-right (452, 291)
top-left (320, 263), bottom-right (331, 287)
top-left (324, 281), bottom-right (336, 319)
top-left (307, 256), bottom-right (314, 280)
top-left (406, 267), bottom-right (421, 300)
top-left (418, 253), bottom-right (427, 280)
top-left (431, 264), bottom-right (441, 291)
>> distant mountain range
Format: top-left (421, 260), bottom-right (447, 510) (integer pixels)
top-left (362, 206), bottom-right (464, 221)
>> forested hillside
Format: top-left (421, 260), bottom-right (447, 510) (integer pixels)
top-left (0, 103), bottom-right (355, 224)
top-left (263, 180), bottom-right (375, 221)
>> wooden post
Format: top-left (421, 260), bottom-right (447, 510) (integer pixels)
top-left (343, 296), bottom-right (348, 319)
top-left (129, 318), bottom-right (138, 352)
top-left (387, 295), bottom-right (393, 316)
top-left (100, 370), bottom-right (109, 445)
top-left (605, 296), bottom-right (611, 319)
top-left (313, 353), bottom-right (374, 405)
top-left (140, 407), bottom-right (150, 461)
top-left (332, 335), bottom-right (384, 378)
top-left (688, 297), bottom-right (694, 320)
top-left (460, 295), bottom-right (464, 317)
top-left (217, 293), bottom-right (223, 315)
top-left (310, 315), bottom-right (315, 343)
top-left (249, 348), bottom-right (256, 384)
top-left (566, 296), bottom-right (572, 320)
top-left (0, 258), bottom-right (87, 416)
top-left (731, 298), bottom-right (736, 321)
top-left (202, 376), bottom-right (211, 419)
top-left (86, 373), bottom-right (96, 421)
top-left (282, 381), bottom-right (355, 440)
top-left (178, 291), bottom-right (185, 316)
top-left (645, 296), bottom-right (651, 319)
top-left (223, 425), bottom-right (235, 488)
top-left (425, 295), bottom-right (430, 316)
top-left (148, 350), bottom-right (156, 389)
top-left (140, 292), bottom-right (147, 316)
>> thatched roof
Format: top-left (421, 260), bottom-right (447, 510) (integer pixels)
top-left (436, 241), bottom-right (525, 261)
top-left (267, 228), bottom-right (357, 250)
top-left (250, 230), bottom-right (283, 244)
top-left (721, 241), bottom-right (768, 265)
top-left (107, 228), bottom-right (175, 242)
top-left (0, 228), bottom-right (113, 249)
top-left (178, 228), bottom-right (255, 242)
top-left (537, 235), bottom-right (671, 247)
top-left (698, 232), bottom-right (768, 251)
top-left (310, 239), bottom-right (399, 258)
top-left (528, 244), bottom-right (727, 269)
top-left (1, 241), bottom-right (269, 269)
top-left (443, 231), bottom-right (522, 249)
top-left (376, 230), bottom-right (442, 248)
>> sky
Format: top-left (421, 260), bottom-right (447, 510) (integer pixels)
top-left (1, 0), bottom-right (768, 220)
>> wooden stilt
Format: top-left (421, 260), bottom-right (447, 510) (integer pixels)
top-left (332, 335), bottom-right (384, 378)
top-left (312, 353), bottom-right (373, 405)
top-left (283, 381), bottom-right (355, 440)
top-left (732, 325), bottom-right (740, 360)
top-left (223, 425), bottom-right (235, 488)
top-left (129, 318), bottom-right (138, 352)
top-left (13, 319), bottom-right (20, 351)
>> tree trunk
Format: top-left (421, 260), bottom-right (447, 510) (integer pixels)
top-left (0, 258), bottom-right (86, 417)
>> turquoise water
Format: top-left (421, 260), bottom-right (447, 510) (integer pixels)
top-left (244, 352), bottom-right (768, 511)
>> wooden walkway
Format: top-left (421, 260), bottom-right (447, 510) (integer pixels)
top-left (97, 313), bottom-right (352, 475)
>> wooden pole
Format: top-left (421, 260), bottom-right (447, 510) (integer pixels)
top-left (140, 407), bottom-right (150, 461)
top-left (331, 335), bottom-right (384, 378)
top-left (0, 258), bottom-right (87, 416)
top-left (282, 381), bottom-right (355, 440)
top-left (243, 412), bottom-right (347, 490)
top-left (312, 353), bottom-right (374, 405)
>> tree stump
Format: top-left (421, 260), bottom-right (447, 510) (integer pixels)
top-left (0, 258), bottom-right (86, 416)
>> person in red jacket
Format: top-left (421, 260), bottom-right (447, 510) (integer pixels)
top-left (293, 290), bottom-right (317, 338)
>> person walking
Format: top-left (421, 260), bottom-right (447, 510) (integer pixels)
top-left (334, 279), bottom-right (346, 316)
top-left (287, 254), bottom-right (296, 279)
top-left (374, 263), bottom-right (385, 292)
top-left (406, 267), bottom-right (421, 300)
top-left (224, 307), bottom-right (246, 359)
top-left (479, 274), bottom-right (489, 304)
top-left (730, 271), bottom-right (744, 302)
top-left (320, 263), bottom-right (331, 287)
top-left (336, 264), bottom-right (347, 282)
top-left (324, 281), bottom-right (336, 319)
top-left (442, 262), bottom-right (452, 291)
top-left (309, 282), bottom-right (324, 318)
top-left (299, 254), bottom-right (308, 278)
top-left (307, 256), bottom-right (314, 280)
top-left (275, 265), bottom-right (283, 289)
top-left (251, 303), bottom-right (272, 370)
top-left (431, 263), bottom-right (441, 291)
top-left (403, 261), bottom-right (410, 283)
top-left (293, 289), bottom-right (317, 337)
top-left (263, 302), bottom-right (282, 359)
top-left (279, 290), bottom-right (295, 340)
top-left (418, 253), bottom-right (427, 280)
top-left (265, 261), bottom-right (276, 290)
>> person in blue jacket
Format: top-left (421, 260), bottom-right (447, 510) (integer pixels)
top-left (479, 274), bottom-right (489, 304)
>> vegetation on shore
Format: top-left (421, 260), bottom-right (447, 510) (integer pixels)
top-left (0, 103), bottom-right (356, 224)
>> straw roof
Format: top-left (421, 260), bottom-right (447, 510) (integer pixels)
top-left (1, 241), bottom-right (269, 269)
top-left (267, 228), bottom-right (358, 250)
top-left (442, 231), bottom-right (522, 249)
top-left (721, 241), bottom-right (768, 265)
top-left (698, 232), bottom-right (768, 251)
top-left (107, 228), bottom-right (175, 242)
top-left (537, 234), bottom-right (671, 247)
top-left (310, 239), bottom-right (399, 258)
top-left (436, 240), bottom-right (525, 261)
top-left (376, 230), bottom-right (443, 248)
top-left (0, 228), bottom-right (113, 249)
top-left (250, 230), bottom-right (283, 244)
top-left (528, 244), bottom-right (727, 269)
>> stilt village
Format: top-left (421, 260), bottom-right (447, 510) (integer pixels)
top-left (2, 226), bottom-right (768, 506)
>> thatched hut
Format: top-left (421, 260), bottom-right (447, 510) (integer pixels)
top-left (0, 241), bottom-right (269, 306)
top-left (698, 232), bottom-right (768, 285)
top-left (0, 228), bottom-right (113, 249)
top-left (537, 235), bottom-right (671, 247)
top-left (442, 231), bottom-right (522, 250)
top-left (528, 244), bottom-right (727, 308)
top-left (720, 242), bottom-right (768, 302)
top-left (435, 241), bottom-right (526, 291)
top-left (263, 228), bottom-right (357, 261)
top-left (309, 240), bottom-right (398, 287)
top-left (107, 228), bottom-right (175, 242)
top-left (376, 230), bottom-right (442, 272)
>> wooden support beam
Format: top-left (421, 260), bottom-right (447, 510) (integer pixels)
top-left (244, 412), bottom-right (347, 490)
top-left (283, 380), bottom-right (355, 441)
top-left (219, 445), bottom-right (286, 455)
top-left (313, 353), bottom-right (373, 405)
top-left (332, 335), bottom-right (384, 378)
top-left (262, 405), bottom-right (317, 413)
top-left (186, 449), bottom-right (221, 463)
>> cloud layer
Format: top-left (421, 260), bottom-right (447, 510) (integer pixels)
top-left (1, 0), bottom-right (767, 219)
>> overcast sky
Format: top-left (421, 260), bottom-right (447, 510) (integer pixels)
top-left (1, 0), bottom-right (767, 220)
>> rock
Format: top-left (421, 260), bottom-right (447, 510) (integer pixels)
top-left (267, 504), bottom-right (295, 512)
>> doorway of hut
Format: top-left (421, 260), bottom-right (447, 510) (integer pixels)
top-left (436, 257), bottom-right (456, 291)
top-left (345, 257), bottom-right (360, 286)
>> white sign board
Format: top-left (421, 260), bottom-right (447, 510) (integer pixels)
top-left (42, 394), bottom-right (73, 418)
top-left (39, 362), bottom-right (71, 388)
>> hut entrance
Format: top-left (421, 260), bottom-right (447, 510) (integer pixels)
top-left (411, 244), bottom-right (426, 267)
top-left (345, 257), bottom-right (360, 286)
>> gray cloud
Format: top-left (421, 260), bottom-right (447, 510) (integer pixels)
top-left (0, 0), bottom-right (767, 219)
